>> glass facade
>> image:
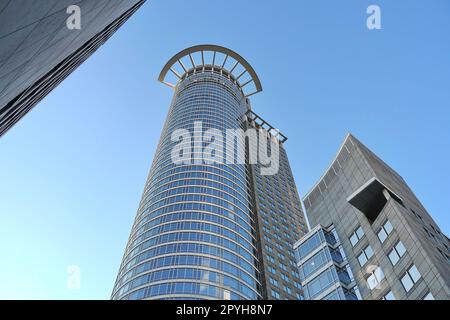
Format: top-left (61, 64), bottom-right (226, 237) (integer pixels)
top-left (111, 45), bottom-right (308, 300)
top-left (294, 225), bottom-right (360, 300)
top-left (112, 70), bottom-right (261, 300)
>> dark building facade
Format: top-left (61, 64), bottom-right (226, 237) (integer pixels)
top-left (111, 45), bottom-right (308, 300)
top-left (301, 134), bottom-right (450, 300)
top-left (0, 0), bottom-right (145, 137)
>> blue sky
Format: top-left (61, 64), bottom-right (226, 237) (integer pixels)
top-left (0, 0), bottom-right (449, 299)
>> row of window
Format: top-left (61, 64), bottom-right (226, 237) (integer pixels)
top-left (410, 209), bottom-right (450, 261)
top-left (135, 189), bottom-right (254, 234)
top-left (270, 289), bottom-right (302, 300)
top-left (122, 235), bottom-right (256, 276)
top-left (119, 267), bottom-right (258, 300)
top-left (364, 255), bottom-right (425, 297)
top-left (144, 174), bottom-right (250, 207)
top-left (114, 253), bottom-right (259, 296)
top-left (123, 282), bottom-right (245, 300)
top-left (354, 221), bottom-right (406, 268)
top-left (145, 162), bottom-right (250, 196)
top-left (136, 202), bottom-right (254, 238)
top-left (141, 189), bottom-right (251, 223)
top-left (146, 172), bottom-right (250, 207)
top-left (127, 230), bottom-right (256, 266)
top-left (128, 220), bottom-right (255, 257)
top-left (147, 153), bottom-right (249, 190)
top-left (258, 205), bottom-right (304, 237)
top-left (130, 211), bottom-right (254, 250)
top-left (350, 219), bottom-right (394, 249)
top-left (351, 220), bottom-right (434, 299)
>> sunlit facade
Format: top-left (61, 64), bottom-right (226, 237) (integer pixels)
top-left (294, 224), bottom-right (360, 300)
top-left (111, 45), bottom-right (307, 300)
top-left (301, 134), bottom-right (450, 300)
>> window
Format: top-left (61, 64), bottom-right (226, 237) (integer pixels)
top-left (424, 227), bottom-right (438, 243)
top-left (410, 208), bottom-right (424, 224)
top-left (367, 266), bottom-right (384, 290)
top-left (358, 245), bottom-right (374, 266)
top-left (423, 291), bottom-right (434, 300)
top-left (271, 290), bottom-right (280, 299)
top-left (269, 277), bottom-right (279, 287)
top-left (388, 241), bottom-right (407, 265)
top-left (297, 232), bottom-right (322, 258)
top-left (401, 265), bottom-right (421, 292)
top-left (306, 269), bottom-right (335, 298)
top-left (438, 248), bottom-right (450, 263)
top-left (279, 263), bottom-right (288, 271)
top-left (284, 286), bottom-right (292, 295)
top-left (324, 290), bottom-right (340, 300)
top-left (381, 290), bottom-right (396, 300)
top-left (302, 250), bottom-right (329, 279)
top-left (349, 226), bottom-right (365, 247)
top-left (377, 220), bottom-right (393, 243)
top-left (354, 287), bottom-right (362, 300)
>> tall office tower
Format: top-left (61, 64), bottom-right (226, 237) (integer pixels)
top-left (111, 45), bottom-right (308, 300)
top-left (0, 0), bottom-right (146, 137)
top-left (249, 128), bottom-right (307, 300)
top-left (301, 133), bottom-right (450, 300)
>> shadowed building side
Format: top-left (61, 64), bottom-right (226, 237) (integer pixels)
top-left (0, 0), bottom-right (146, 137)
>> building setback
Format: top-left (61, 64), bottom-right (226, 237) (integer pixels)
top-left (0, 0), bottom-right (146, 137)
top-left (111, 45), bottom-right (308, 300)
top-left (300, 133), bottom-right (450, 300)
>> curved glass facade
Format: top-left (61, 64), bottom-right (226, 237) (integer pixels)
top-left (111, 70), bottom-right (262, 300)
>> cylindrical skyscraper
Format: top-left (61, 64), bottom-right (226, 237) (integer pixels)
top-left (112, 45), bottom-right (264, 300)
top-left (112, 45), bottom-right (307, 300)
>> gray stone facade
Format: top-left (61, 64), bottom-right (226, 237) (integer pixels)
top-left (303, 134), bottom-right (450, 300)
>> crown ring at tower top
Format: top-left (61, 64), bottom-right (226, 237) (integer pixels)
top-left (158, 44), bottom-right (262, 98)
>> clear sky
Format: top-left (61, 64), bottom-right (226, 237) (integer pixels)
top-left (0, 0), bottom-right (449, 299)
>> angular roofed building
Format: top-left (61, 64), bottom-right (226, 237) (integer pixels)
top-left (300, 134), bottom-right (450, 300)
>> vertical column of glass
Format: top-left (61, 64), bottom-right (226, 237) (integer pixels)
top-left (111, 71), bottom-right (261, 300)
